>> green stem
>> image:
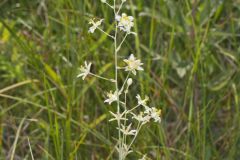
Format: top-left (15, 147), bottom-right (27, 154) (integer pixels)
top-left (113, 1), bottom-right (122, 159)
top-left (89, 73), bottom-right (115, 82)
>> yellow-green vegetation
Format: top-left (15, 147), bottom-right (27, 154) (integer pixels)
top-left (0, 0), bottom-right (240, 159)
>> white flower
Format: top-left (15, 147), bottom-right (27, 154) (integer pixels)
top-left (109, 111), bottom-right (127, 122)
top-left (150, 107), bottom-right (161, 123)
top-left (115, 13), bottom-right (134, 32)
top-left (124, 54), bottom-right (143, 75)
top-left (77, 61), bottom-right (92, 80)
top-left (104, 91), bottom-right (120, 104)
top-left (136, 94), bottom-right (149, 107)
top-left (118, 123), bottom-right (137, 136)
top-left (88, 19), bottom-right (104, 33)
top-left (101, 0), bottom-right (106, 3)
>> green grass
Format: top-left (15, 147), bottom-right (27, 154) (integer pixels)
top-left (0, 0), bottom-right (240, 159)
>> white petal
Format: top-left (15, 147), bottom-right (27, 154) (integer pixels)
top-left (122, 13), bottom-right (127, 17)
top-left (137, 66), bottom-right (144, 71)
top-left (115, 15), bottom-right (121, 21)
top-left (128, 16), bottom-right (134, 21)
top-left (129, 54), bottom-right (135, 60)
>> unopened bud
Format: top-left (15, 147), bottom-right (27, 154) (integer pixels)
top-left (127, 78), bottom-right (133, 86)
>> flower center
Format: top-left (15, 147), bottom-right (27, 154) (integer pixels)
top-left (121, 16), bottom-right (130, 24)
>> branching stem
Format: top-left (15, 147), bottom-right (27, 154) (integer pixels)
top-left (104, 2), bottom-right (114, 9)
top-left (97, 27), bottom-right (115, 39)
top-left (113, 1), bottom-right (123, 160)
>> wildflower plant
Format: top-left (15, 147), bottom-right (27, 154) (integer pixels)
top-left (78, 0), bottom-right (162, 159)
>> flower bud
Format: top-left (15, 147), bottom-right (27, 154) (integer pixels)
top-left (127, 78), bottom-right (133, 86)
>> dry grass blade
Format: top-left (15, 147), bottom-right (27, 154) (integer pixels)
top-left (9, 117), bottom-right (25, 160)
top-left (27, 137), bottom-right (35, 160)
top-left (0, 80), bottom-right (39, 94)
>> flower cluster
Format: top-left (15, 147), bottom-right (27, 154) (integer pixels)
top-left (132, 107), bottom-right (162, 124)
top-left (132, 95), bottom-right (161, 124)
top-left (77, 0), bottom-right (162, 159)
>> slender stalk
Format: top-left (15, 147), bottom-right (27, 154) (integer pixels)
top-left (127, 123), bottom-right (143, 151)
top-left (89, 73), bottom-right (115, 82)
top-left (127, 104), bottom-right (141, 113)
top-left (104, 2), bottom-right (114, 9)
top-left (117, 1), bottom-right (124, 15)
top-left (97, 27), bottom-right (115, 39)
top-left (123, 86), bottom-right (129, 146)
top-left (117, 33), bottom-right (128, 52)
top-left (119, 72), bottom-right (130, 93)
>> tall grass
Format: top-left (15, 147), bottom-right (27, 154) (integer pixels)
top-left (0, 0), bottom-right (240, 159)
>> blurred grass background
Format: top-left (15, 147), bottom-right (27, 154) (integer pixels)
top-left (0, 0), bottom-right (240, 159)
